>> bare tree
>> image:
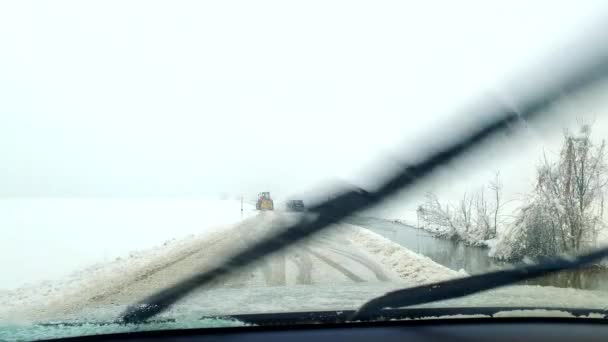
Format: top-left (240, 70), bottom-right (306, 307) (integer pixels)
top-left (418, 192), bottom-right (458, 237)
top-left (488, 172), bottom-right (503, 237)
top-left (474, 186), bottom-right (492, 240)
top-left (457, 192), bottom-right (474, 233)
top-left (419, 173), bottom-right (505, 243)
top-left (521, 123), bottom-right (607, 255)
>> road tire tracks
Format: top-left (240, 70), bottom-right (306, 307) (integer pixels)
top-left (292, 248), bottom-right (313, 285)
top-left (305, 247), bottom-right (365, 283)
top-left (313, 239), bottom-right (391, 282)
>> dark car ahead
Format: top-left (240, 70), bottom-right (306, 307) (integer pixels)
top-left (286, 200), bottom-right (305, 212)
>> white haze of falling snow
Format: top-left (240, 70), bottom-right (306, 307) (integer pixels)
top-left (3, 1), bottom-right (608, 292)
top-left (1, 1), bottom-right (608, 204)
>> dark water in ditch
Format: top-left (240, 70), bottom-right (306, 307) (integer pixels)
top-left (347, 216), bottom-right (608, 291)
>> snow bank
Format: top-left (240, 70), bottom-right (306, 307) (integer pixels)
top-left (0, 214), bottom-right (266, 322)
top-left (1, 198), bottom-right (255, 290)
top-left (340, 224), bottom-right (467, 284)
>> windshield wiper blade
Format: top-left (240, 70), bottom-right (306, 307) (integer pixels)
top-left (120, 41), bottom-right (608, 324)
top-left (352, 248), bottom-right (608, 320)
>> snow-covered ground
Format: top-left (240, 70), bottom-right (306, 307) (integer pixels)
top-left (0, 198), bottom-right (256, 290)
top-left (3, 209), bottom-right (608, 341)
top-left (0, 211), bottom-right (464, 324)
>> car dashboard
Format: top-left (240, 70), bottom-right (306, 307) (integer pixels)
top-left (45, 318), bottom-right (608, 342)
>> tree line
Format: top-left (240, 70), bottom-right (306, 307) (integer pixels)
top-left (416, 123), bottom-right (608, 260)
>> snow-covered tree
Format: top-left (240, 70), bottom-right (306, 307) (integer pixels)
top-left (417, 192), bottom-right (458, 238)
top-left (493, 124), bottom-right (607, 260)
top-left (418, 173), bottom-right (504, 243)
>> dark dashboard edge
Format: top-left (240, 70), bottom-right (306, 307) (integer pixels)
top-left (39, 317), bottom-right (608, 342)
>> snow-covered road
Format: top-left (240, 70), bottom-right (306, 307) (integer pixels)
top-left (78, 212), bottom-right (403, 305)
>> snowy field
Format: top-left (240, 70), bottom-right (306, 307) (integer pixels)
top-left (0, 198), bottom-right (255, 290)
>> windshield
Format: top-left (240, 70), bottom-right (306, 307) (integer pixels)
top-left (3, 1), bottom-right (608, 341)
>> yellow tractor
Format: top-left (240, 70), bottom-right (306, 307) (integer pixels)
top-left (256, 192), bottom-right (274, 211)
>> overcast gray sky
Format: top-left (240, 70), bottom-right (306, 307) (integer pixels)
top-left (1, 1), bottom-right (608, 214)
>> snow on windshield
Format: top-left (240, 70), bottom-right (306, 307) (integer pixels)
top-left (3, 1), bottom-right (608, 341)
